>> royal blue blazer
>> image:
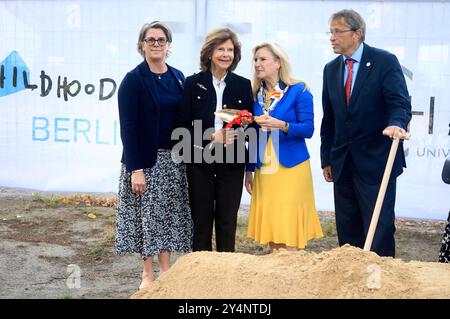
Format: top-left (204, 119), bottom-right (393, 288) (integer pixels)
top-left (250, 82), bottom-right (314, 170)
top-left (118, 60), bottom-right (185, 172)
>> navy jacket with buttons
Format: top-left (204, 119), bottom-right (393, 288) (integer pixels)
top-left (118, 60), bottom-right (185, 172)
top-left (176, 70), bottom-right (253, 164)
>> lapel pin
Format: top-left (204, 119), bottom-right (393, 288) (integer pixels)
top-left (197, 83), bottom-right (207, 91)
top-left (366, 62), bottom-right (371, 67)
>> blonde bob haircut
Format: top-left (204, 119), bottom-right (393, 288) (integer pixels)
top-left (251, 42), bottom-right (306, 96)
top-left (199, 28), bottom-right (242, 72)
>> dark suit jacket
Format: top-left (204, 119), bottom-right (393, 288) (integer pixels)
top-left (118, 60), bottom-right (185, 172)
top-left (320, 43), bottom-right (412, 185)
top-left (176, 70), bottom-right (253, 164)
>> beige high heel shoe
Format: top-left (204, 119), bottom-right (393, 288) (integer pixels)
top-left (139, 281), bottom-right (152, 290)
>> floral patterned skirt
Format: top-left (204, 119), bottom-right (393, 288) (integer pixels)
top-left (115, 149), bottom-right (193, 258)
top-left (439, 211), bottom-right (450, 263)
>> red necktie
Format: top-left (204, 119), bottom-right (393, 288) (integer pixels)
top-left (345, 58), bottom-right (355, 106)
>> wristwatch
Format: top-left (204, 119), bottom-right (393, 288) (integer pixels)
top-left (132, 169), bottom-right (143, 174)
top-left (282, 121), bottom-right (289, 133)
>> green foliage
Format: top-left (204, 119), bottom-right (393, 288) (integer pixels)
top-left (90, 246), bottom-right (108, 256)
top-left (32, 193), bottom-right (62, 208)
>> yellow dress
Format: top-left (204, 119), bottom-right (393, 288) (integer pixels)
top-left (247, 137), bottom-right (323, 248)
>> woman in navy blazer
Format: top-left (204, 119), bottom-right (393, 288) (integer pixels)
top-left (177, 28), bottom-right (253, 252)
top-left (116, 21), bottom-right (193, 290)
top-left (245, 42), bottom-right (323, 251)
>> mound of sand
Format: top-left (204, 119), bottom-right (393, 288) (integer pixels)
top-left (133, 245), bottom-right (450, 299)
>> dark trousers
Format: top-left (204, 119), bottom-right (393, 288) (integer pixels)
top-left (333, 155), bottom-right (396, 257)
top-left (187, 163), bottom-right (244, 252)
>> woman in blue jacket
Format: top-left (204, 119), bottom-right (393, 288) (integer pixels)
top-left (245, 42), bottom-right (323, 251)
top-left (116, 21), bottom-right (193, 289)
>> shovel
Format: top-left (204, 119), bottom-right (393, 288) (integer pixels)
top-left (363, 130), bottom-right (411, 252)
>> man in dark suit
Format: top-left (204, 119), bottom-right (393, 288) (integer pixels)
top-left (320, 9), bottom-right (412, 257)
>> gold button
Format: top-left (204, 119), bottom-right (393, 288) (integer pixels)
top-left (223, 104), bottom-right (227, 108)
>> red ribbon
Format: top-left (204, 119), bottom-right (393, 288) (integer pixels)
top-left (225, 110), bottom-right (253, 128)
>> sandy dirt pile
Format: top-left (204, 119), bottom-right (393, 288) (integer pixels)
top-left (133, 245), bottom-right (450, 299)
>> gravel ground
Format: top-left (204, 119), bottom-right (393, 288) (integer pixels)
top-left (0, 187), bottom-right (447, 299)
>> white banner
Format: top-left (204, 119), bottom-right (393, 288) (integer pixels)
top-left (0, 0), bottom-right (449, 220)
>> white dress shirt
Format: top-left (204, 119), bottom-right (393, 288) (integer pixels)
top-left (212, 73), bottom-right (227, 132)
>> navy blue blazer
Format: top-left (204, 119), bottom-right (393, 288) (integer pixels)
top-left (251, 82), bottom-right (314, 170)
top-left (176, 70), bottom-right (253, 164)
top-left (118, 60), bottom-right (185, 172)
top-left (320, 43), bottom-right (412, 185)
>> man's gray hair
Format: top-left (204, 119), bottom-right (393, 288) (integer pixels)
top-left (330, 9), bottom-right (366, 43)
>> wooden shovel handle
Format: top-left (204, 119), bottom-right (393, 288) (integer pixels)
top-left (363, 137), bottom-right (400, 252)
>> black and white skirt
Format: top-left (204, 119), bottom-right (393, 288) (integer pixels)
top-left (439, 211), bottom-right (450, 263)
top-left (115, 149), bottom-right (193, 258)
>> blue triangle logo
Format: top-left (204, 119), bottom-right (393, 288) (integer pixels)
top-left (0, 50), bottom-right (31, 97)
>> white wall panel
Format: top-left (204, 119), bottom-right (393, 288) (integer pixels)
top-left (0, 0), bottom-right (448, 219)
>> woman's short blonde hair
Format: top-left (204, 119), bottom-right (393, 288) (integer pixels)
top-left (137, 21), bottom-right (172, 58)
top-left (251, 42), bottom-right (305, 96)
top-left (199, 28), bottom-right (242, 72)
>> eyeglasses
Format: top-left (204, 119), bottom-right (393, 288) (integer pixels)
top-left (326, 29), bottom-right (354, 37)
top-left (143, 37), bottom-right (168, 46)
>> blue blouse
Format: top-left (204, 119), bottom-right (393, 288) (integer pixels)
top-left (152, 70), bottom-right (182, 149)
